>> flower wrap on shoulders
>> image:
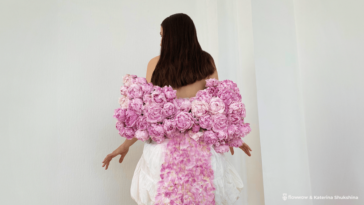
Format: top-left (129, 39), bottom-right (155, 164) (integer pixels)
top-left (113, 74), bottom-right (251, 204)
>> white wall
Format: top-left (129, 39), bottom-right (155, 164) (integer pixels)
top-left (251, 0), bottom-right (312, 204)
top-left (294, 1), bottom-right (364, 204)
top-left (0, 0), bottom-right (264, 205)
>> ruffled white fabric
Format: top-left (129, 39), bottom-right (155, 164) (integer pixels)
top-left (130, 138), bottom-right (244, 205)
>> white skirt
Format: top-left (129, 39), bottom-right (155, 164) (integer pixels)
top-left (130, 138), bottom-right (244, 205)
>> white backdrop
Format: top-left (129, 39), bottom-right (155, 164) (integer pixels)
top-left (0, 0), bottom-right (264, 205)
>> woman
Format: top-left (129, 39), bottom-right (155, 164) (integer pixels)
top-left (102, 13), bottom-right (252, 205)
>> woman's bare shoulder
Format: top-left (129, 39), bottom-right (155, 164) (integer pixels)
top-left (146, 55), bottom-right (160, 82)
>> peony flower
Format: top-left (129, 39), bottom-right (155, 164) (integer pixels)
top-left (118, 95), bottom-right (129, 109)
top-left (209, 97), bottom-right (225, 115)
top-left (206, 86), bottom-right (218, 97)
top-left (191, 124), bottom-right (200, 133)
top-left (123, 74), bottom-right (137, 87)
top-left (175, 111), bottom-right (194, 131)
top-left (228, 137), bottom-right (243, 147)
top-left (205, 78), bottom-right (219, 87)
top-left (144, 103), bottom-right (164, 123)
top-left (120, 86), bottom-right (128, 96)
top-left (122, 127), bottom-right (135, 139)
top-left (211, 114), bottom-right (228, 132)
top-left (191, 100), bottom-right (209, 118)
top-left (214, 144), bottom-right (230, 153)
top-left (136, 116), bottom-right (148, 130)
top-left (188, 130), bottom-right (203, 141)
top-left (177, 98), bottom-right (192, 112)
top-left (162, 86), bottom-right (177, 102)
top-left (227, 124), bottom-right (238, 139)
top-left (163, 119), bottom-right (176, 135)
top-left (143, 93), bottom-right (153, 106)
top-left (113, 107), bottom-right (127, 122)
top-left (127, 84), bottom-right (143, 99)
top-left (215, 129), bottom-right (228, 140)
top-left (128, 98), bottom-right (143, 115)
top-left (135, 130), bottom-right (149, 142)
top-left (228, 102), bottom-right (244, 114)
top-left (195, 90), bottom-right (212, 103)
top-left (151, 89), bottom-right (167, 104)
top-left (141, 82), bottom-right (154, 95)
top-left (148, 124), bottom-right (165, 143)
top-left (161, 102), bottom-right (177, 118)
top-left (198, 114), bottom-right (212, 130)
top-left (125, 110), bottom-right (139, 127)
top-left (228, 113), bottom-right (241, 125)
top-left (203, 130), bottom-right (218, 144)
top-left (135, 77), bottom-right (147, 85)
top-left (217, 79), bottom-right (237, 90)
top-left (217, 88), bottom-right (235, 106)
top-left (115, 121), bottom-right (124, 132)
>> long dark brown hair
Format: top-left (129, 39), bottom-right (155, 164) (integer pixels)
top-left (151, 13), bottom-right (216, 89)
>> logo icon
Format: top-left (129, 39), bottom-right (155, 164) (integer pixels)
top-left (282, 193), bottom-right (287, 201)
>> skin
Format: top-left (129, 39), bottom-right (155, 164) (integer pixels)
top-left (102, 26), bottom-right (252, 170)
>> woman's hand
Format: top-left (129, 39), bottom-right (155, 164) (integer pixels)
top-left (102, 144), bottom-right (129, 170)
top-left (229, 142), bottom-right (252, 157)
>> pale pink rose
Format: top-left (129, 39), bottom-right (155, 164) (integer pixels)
top-left (122, 127), bottom-right (135, 139)
top-left (191, 100), bottom-right (209, 118)
top-left (128, 98), bottom-right (143, 115)
top-left (135, 130), bottom-right (149, 142)
top-left (214, 144), bottom-right (230, 153)
top-left (195, 90), bottom-right (212, 103)
top-left (141, 83), bottom-right (154, 95)
top-left (135, 77), bottom-right (147, 85)
top-left (198, 114), bottom-right (212, 130)
top-left (127, 84), bottom-right (143, 99)
top-left (120, 86), bottom-right (128, 96)
top-left (161, 102), bottom-right (177, 118)
top-left (175, 111), bottom-right (194, 131)
top-left (162, 86), bottom-right (177, 102)
top-left (203, 130), bottom-right (218, 144)
top-left (151, 89), bottom-right (167, 104)
top-left (163, 119), bottom-right (176, 135)
top-left (118, 95), bottom-right (129, 109)
top-left (136, 116), bottom-right (148, 130)
top-left (209, 97), bottom-right (225, 115)
top-left (123, 74), bottom-right (136, 87)
top-left (125, 110), bottom-right (139, 127)
top-left (113, 108), bottom-right (126, 122)
top-left (211, 114), bottom-right (228, 132)
top-left (188, 130), bottom-right (203, 141)
top-left (228, 138), bottom-right (243, 147)
top-left (144, 103), bottom-right (164, 123)
top-left (205, 78), bottom-right (219, 87)
top-left (143, 94), bottom-right (153, 106)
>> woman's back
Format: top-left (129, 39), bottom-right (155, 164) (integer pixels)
top-left (146, 55), bottom-right (219, 98)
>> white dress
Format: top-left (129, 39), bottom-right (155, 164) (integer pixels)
top-left (130, 137), bottom-right (244, 205)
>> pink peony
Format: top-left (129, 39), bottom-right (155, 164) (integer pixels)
top-left (125, 110), bottom-right (139, 127)
top-left (115, 121), bottom-right (124, 132)
top-left (141, 83), bottom-right (154, 95)
top-left (163, 119), bottom-right (176, 135)
top-left (175, 111), bottom-right (194, 131)
top-left (195, 90), bottom-right (212, 103)
top-left (144, 103), bottom-right (164, 123)
top-left (211, 114), bottom-right (228, 132)
top-left (135, 130), bottom-right (149, 142)
top-left (161, 102), bottom-right (177, 118)
top-left (162, 86), bottom-right (177, 102)
top-left (188, 130), bottom-right (203, 141)
top-left (227, 124), bottom-right (238, 139)
top-left (128, 98), bottom-right (143, 115)
top-left (135, 77), bottom-right (147, 85)
top-left (203, 130), bottom-right (218, 144)
top-left (143, 94), bottom-right (153, 106)
top-left (215, 129), bottom-right (228, 140)
top-left (148, 124), bottom-right (165, 143)
top-left (217, 88), bottom-right (235, 106)
top-left (191, 100), bottom-right (209, 118)
top-left (122, 74), bottom-right (137, 87)
top-left (209, 97), bottom-right (225, 115)
top-left (214, 144), bottom-right (230, 153)
top-left (151, 89), bottom-right (167, 104)
top-left (113, 108), bottom-right (126, 122)
top-left (174, 98), bottom-right (192, 112)
top-left (122, 127), bottom-right (135, 139)
top-left (206, 86), bottom-right (218, 97)
top-left (205, 78), bottom-right (219, 87)
top-left (228, 113), bottom-right (241, 125)
top-left (228, 102), bottom-right (244, 115)
top-left (127, 84), bottom-right (143, 99)
top-left (136, 116), bottom-right (148, 130)
top-left (217, 79), bottom-right (237, 89)
top-left (118, 95), bottom-right (129, 109)
top-left (191, 124), bottom-right (200, 133)
top-left (120, 86), bottom-right (128, 96)
top-left (228, 138), bottom-right (243, 147)
top-left (198, 114), bottom-right (212, 130)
